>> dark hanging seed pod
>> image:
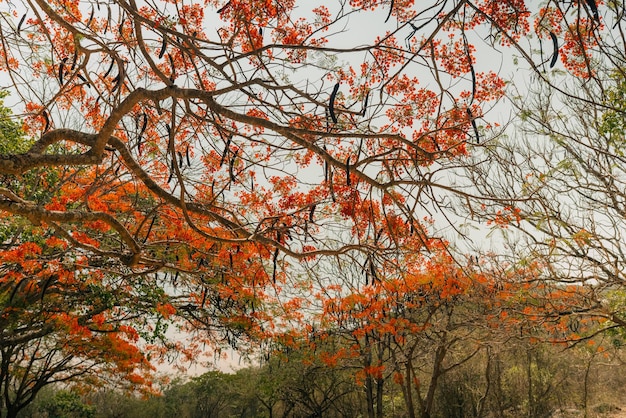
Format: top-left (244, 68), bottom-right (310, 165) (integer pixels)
top-left (217, 1), bottom-right (231, 14)
top-left (467, 108), bottom-right (480, 143)
top-left (220, 136), bottom-right (231, 167)
top-left (42, 110), bottom-right (50, 132)
top-left (167, 160), bottom-right (174, 183)
top-left (139, 113), bottom-right (147, 138)
top-left (17, 13), bottom-right (26, 34)
top-left (469, 65), bottom-right (476, 104)
top-left (272, 248), bottom-right (279, 283)
top-left (104, 5), bottom-right (111, 33)
top-left (143, 216), bottom-right (156, 243)
top-left (385, 0), bottom-right (394, 23)
top-left (158, 36), bottom-right (167, 59)
top-left (586, 0), bottom-right (599, 22)
top-left (70, 50), bottom-right (78, 71)
top-left (361, 90), bottom-right (370, 117)
top-left (549, 32), bottom-right (559, 68)
top-left (111, 68), bottom-right (123, 92)
top-left (168, 53), bottom-right (176, 79)
top-left (58, 57), bottom-right (68, 85)
top-left (329, 82), bottom-right (340, 123)
top-left (103, 58), bottom-right (115, 78)
top-left (86, 7), bottom-right (94, 27)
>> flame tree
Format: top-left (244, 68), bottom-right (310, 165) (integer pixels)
top-left (0, 0), bottom-right (609, 414)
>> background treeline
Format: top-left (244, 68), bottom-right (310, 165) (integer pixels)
top-left (15, 333), bottom-right (626, 418)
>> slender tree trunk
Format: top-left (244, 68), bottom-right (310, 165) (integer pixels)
top-left (583, 354), bottom-right (593, 418)
top-left (365, 374), bottom-right (376, 418)
top-left (527, 349), bottom-right (533, 418)
top-left (376, 341), bottom-right (384, 418)
top-left (476, 347), bottom-right (491, 418)
top-left (376, 375), bottom-right (384, 418)
top-left (364, 343), bottom-right (376, 418)
top-left (405, 361), bottom-right (417, 418)
top-left (421, 343), bottom-right (447, 418)
top-left (390, 341), bottom-right (417, 418)
top-left (493, 352), bottom-right (505, 418)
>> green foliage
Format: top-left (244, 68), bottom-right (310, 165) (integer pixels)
top-left (0, 91), bottom-right (58, 205)
top-left (0, 91), bottom-right (29, 156)
top-left (17, 388), bottom-right (96, 418)
top-left (600, 74), bottom-right (626, 155)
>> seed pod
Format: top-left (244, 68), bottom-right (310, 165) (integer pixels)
top-left (70, 50), bottom-right (78, 71)
top-left (167, 159), bottom-right (174, 183)
top-left (469, 65), bottom-right (476, 104)
top-left (168, 53), bottom-right (176, 80)
top-left (369, 260), bottom-right (378, 283)
top-left (111, 66), bottom-right (124, 92)
top-left (186, 145), bottom-right (191, 166)
top-left (138, 113), bottom-right (147, 139)
top-left (385, 0), bottom-right (394, 23)
top-left (103, 58), bottom-right (115, 78)
top-left (586, 0), bottom-right (599, 22)
top-left (217, 1), bottom-right (231, 13)
top-left (323, 145), bottom-right (329, 182)
top-left (346, 156), bottom-right (351, 186)
top-left (220, 135), bottom-right (231, 167)
top-left (467, 108), bottom-right (480, 143)
top-left (361, 91), bottom-right (370, 117)
top-left (104, 5), bottom-right (111, 33)
top-left (549, 32), bottom-right (559, 68)
top-left (143, 216), bottom-right (156, 243)
top-left (58, 57), bottom-right (68, 85)
top-left (329, 83), bottom-right (340, 123)
top-left (86, 7), bottom-right (94, 27)
top-left (272, 248), bottom-right (279, 283)
top-left (43, 110), bottom-right (50, 132)
top-left (158, 36), bottom-right (167, 59)
top-left (17, 13), bottom-right (26, 34)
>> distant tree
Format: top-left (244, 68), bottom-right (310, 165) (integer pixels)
top-left (38, 390), bottom-right (95, 418)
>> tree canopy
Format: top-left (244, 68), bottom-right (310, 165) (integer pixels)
top-left (0, 0), bottom-right (624, 416)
